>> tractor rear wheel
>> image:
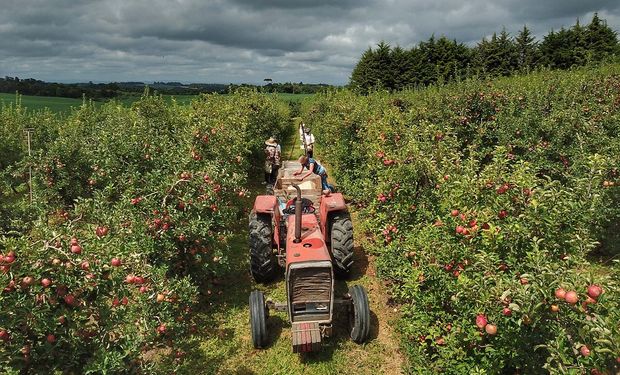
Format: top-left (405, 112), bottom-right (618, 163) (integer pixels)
top-left (329, 212), bottom-right (354, 278)
top-left (249, 212), bottom-right (277, 283)
top-left (249, 290), bottom-right (269, 348)
top-left (348, 285), bottom-right (370, 344)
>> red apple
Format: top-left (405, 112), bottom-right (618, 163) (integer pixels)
top-left (41, 278), bottom-right (52, 288)
top-left (555, 288), bottom-right (566, 300)
top-left (63, 294), bottom-right (76, 306)
top-left (451, 209), bottom-right (459, 217)
top-left (584, 296), bottom-right (597, 305)
top-left (502, 307), bottom-right (512, 317)
top-left (46, 334), bottom-right (56, 344)
top-left (95, 226), bottom-right (109, 237)
top-left (22, 276), bottom-right (35, 286)
top-left (70, 244), bottom-right (82, 254)
top-left (580, 345), bottom-right (591, 357)
top-left (111, 258), bottom-right (122, 267)
top-left (475, 314), bottom-right (488, 329)
top-left (485, 324), bottom-right (497, 335)
top-left (587, 284), bottom-right (602, 299)
top-left (0, 330), bottom-right (10, 342)
top-left (565, 291), bottom-right (579, 305)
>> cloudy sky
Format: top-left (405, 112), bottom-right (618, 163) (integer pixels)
top-left (1, 0), bottom-right (619, 84)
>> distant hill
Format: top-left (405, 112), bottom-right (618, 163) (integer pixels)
top-left (0, 76), bottom-right (335, 100)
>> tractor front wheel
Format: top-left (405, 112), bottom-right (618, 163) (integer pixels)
top-left (348, 285), bottom-right (370, 344)
top-left (329, 212), bottom-right (354, 278)
top-left (249, 290), bottom-right (269, 348)
top-left (249, 212), bottom-right (277, 283)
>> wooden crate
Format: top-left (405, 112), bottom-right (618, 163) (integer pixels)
top-left (274, 161), bottom-right (323, 205)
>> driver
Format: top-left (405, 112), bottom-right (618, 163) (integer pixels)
top-left (293, 155), bottom-right (333, 196)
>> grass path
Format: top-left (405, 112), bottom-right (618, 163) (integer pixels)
top-left (182, 118), bottom-right (406, 374)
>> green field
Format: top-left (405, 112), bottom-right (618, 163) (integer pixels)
top-left (0, 92), bottom-right (85, 113)
top-left (0, 92), bottom-right (313, 113)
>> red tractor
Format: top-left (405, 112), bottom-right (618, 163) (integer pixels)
top-left (248, 161), bottom-right (370, 352)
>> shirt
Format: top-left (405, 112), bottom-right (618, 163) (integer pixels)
top-left (300, 133), bottom-right (315, 149)
top-left (265, 145), bottom-right (281, 165)
top-left (303, 157), bottom-right (326, 175)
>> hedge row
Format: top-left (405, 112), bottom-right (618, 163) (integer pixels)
top-left (0, 91), bottom-right (289, 373)
top-left (304, 65), bottom-right (620, 374)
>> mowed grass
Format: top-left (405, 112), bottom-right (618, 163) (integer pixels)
top-left (181, 218), bottom-right (402, 375)
top-left (0, 92), bottom-right (313, 114)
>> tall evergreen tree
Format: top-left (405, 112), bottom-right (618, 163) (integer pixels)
top-left (416, 36), bottom-right (439, 85)
top-left (515, 25), bottom-right (538, 71)
top-left (390, 46), bottom-right (414, 90)
top-left (474, 29), bottom-right (517, 77)
top-left (540, 28), bottom-right (577, 69)
top-left (586, 13), bottom-right (619, 61)
top-left (350, 47), bottom-right (379, 94)
top-left (374, 41), bottom-right (394, 90)
top-left (433, 36), bottom-right (471, 83)
top-left (571, 19), bottom-right (588, 66)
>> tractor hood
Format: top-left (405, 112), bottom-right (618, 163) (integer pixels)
top-left (285, 214), bottom-right (331, 265)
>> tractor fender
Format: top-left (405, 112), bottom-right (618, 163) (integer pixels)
top-left (319, 193), bottom-right (347, 240)
top-left (253, 195), bottom-right (278, 214)
top-left (252, 195), bottom-right (282, 254)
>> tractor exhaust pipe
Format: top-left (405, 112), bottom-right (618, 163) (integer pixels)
top-left (292, 184), bottom-right (302, 243)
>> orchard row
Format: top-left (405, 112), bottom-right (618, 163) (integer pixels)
top-left (304, 64), bottom-right (620, 374)
top-left (0, 91), bottom-right (289, 373)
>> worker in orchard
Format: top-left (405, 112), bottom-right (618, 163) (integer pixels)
top-left (264, 137), bottom-right (281, 185)
top-left (299, 122), bottom-right (315, 158)
top-left (294, 155), bottom-right (333, 196)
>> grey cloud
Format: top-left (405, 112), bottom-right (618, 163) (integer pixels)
top-left (0, 0), bottom-right (618, 84)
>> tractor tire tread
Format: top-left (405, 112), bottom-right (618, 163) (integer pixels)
top-left (329, 212), bottom-right (354, 278)
top-left (349, 285), bottom-right (370, 344)
top-left (249, 290), bottom-right (268, 348)
top-left (249, 213), bottom-right (277, 283)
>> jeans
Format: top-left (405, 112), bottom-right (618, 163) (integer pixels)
top-left (319, 172), bottom-right (334, 192)
top-left (270, 165), bottom-right (280, 185)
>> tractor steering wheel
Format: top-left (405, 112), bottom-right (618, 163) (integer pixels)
top-left (283, 198), bottom-right (315, 215)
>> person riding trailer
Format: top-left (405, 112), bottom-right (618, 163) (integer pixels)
top-left (293, 155), bottom-right (334, 196)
